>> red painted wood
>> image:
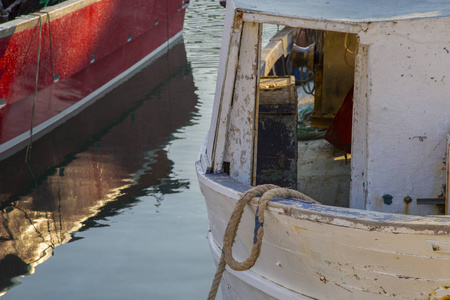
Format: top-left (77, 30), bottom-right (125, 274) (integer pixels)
top-left (0, 0), bottom-right (187, 152)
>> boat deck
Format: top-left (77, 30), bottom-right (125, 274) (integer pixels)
top-left (297, 139), bottom-right (350, 207)
top-left (296, 86), bottom-right (351, 208)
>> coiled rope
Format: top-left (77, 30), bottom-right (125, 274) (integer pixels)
top-left (207, 184), bottom-right (320, 299)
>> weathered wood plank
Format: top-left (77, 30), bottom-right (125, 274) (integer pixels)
top-left (205, 7), bottom-right (243, 173)
top-left (350, 44), bottom-right (368, 210)
top-left (446, 134), bottom-right (450, 214)
top-left (222, 21), bottom-right (261, 185)
top-left (260, 26), bottom-right (298, 76)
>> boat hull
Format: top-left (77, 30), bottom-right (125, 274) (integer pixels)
top-left (0, 0), bottom-right (188, 160)
top-left (197, 160), bottom-right (450, 300)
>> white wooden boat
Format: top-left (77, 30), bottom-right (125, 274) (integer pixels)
top-left (196, 0), bottom-right (450, 299)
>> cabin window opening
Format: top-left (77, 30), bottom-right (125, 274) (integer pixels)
top-left (255, 24), bottom-right (357, 208)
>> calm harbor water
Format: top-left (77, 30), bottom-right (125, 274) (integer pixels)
top-left (0, 0), bottom-right (224, 299)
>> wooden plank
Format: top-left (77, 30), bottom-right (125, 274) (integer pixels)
top-left (446, 134), bottom-right (450, 214)
top-left (204, 8), bottom-right (243, 172)
top-left (237, 0), bottom-right (450, 27)
top-left (349, 44), bottom-right (368, 210)
top-left (0, 0), bottom-right (102, 38)
top-left (222, 21), bottom-right (262, 185)
top-left (260, 27), bottom-right (298, 76)
top-left (199, 172), bottom-right (450, 300)
top-left (242, 11), bottom-right (363, 35)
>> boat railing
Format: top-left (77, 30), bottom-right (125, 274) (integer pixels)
top-left (260, 26), bottom-right (299, 76)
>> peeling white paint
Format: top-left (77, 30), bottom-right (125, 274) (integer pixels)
top-left (198, 0), bottom-right (450, 298)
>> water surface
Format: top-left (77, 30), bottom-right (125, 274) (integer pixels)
top-left (0, 0), bottom-right (224, 299)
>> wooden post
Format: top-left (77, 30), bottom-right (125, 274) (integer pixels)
top-left (446, 134), bottom-right (450, 214)
top-left (205, 9), bottom-right (243, 173)
top-left (221, 21), bottom-right (262, 185)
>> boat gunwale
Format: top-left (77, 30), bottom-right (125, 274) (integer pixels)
top-left (196, 159), bottom-right (450, 236)
top-left (0, 0), bottom-right (102, 39)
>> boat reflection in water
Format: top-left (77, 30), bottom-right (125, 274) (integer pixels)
top-left (0, 38), bottom-right (197, 296)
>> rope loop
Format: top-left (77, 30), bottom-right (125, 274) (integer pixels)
top-left (207, 184), bottom-right (320, 299)
top-left (222, 184), bottom-right (278, 271)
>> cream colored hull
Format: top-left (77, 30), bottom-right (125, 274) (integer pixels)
top-left (197, 161), bottom-right (450, 300)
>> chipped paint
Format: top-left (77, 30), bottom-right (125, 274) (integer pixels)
top-left (199, 0), bottom-right (450, 298)
top-left (412, 136), bottom-right (428, 142)
top-left (201, 169), bottom-right (450, 235)
top-left (430, 286), bottom-right (450, 300)
top-left (198, 166), bottom-right (450, 299)
top-left (223, 21), bottom-right (261, 184)
top-left (291, 225), bottom-right (308, 234)
top-left (383, 194), bottom-right (393, 205)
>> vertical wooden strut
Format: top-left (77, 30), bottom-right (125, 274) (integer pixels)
top-left (446, 134), bottom-right (450, 214)
top-left (204, 10), bottom-right (243, 173)
top-left (217, 20), bottom-right (261, 185)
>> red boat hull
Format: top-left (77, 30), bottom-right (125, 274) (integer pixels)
top-left (0, 0), bottom-right (188, 160)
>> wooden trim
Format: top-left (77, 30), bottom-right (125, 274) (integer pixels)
top-left (0, 0), bottom-right (101, 39)
top-left (260, 26), bottom-right (298, 76)
top-left (242, 11), bottom-right (364, 35)
top-left (251, 23), bottom-right (262, 186)
top-left (349, 42), bottom-right (369, 210)
top-left (446, 134), bottom-right (450, 214)
top-left (206, 9), bottom-right (243, 173)
top-left (222, 21), bottom-right (261, 184)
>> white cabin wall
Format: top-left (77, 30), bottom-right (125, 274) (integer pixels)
top-left (355, 19), bottom-right (450, 215)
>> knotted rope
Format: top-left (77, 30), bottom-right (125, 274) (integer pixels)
top-left (207, 184), bottom-right (320, 299)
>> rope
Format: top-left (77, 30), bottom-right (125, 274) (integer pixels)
top-left (24, 12), bottom-right (54, 164)
top-left (25, 13), bottom-right (43, 163)
top-left (207, 184), bottom-right (320, 299)
top-left (46, 11), bottom-right (55, 79)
